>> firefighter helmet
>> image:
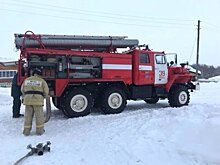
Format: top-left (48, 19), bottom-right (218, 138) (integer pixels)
top-left (32, 68), bottom-right (42, 76)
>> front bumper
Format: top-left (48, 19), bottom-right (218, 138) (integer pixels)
top-left (187, 81), bottom-right (200, 90)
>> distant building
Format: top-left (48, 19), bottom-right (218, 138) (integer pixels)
top-left (0, 61), bottom-right (18, 87)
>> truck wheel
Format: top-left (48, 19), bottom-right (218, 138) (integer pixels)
top-left (144, 97), bottom-right (159, 104)
top-left (52, 96), bottom-right (68, 117)
top-left (52, 97), bottom-right (62, 109)
top-left (63, 89), bottom-right (93, 118)
top-left (57, 96), bottom-right (70, 117)
top-left (52, 97), bottom-right (69, 117)
top-left (168, 85), bottom-right (190, 107)
top-left (101, 87), bottom-right (126, 114)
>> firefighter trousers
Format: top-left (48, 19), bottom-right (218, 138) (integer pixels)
top-left (12, 97), bottom-right (21, 117)
top-left (23, 105), bottom-right (44, 136)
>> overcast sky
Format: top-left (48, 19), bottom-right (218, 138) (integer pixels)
top-left (1, 0), bottom-right (220, 66)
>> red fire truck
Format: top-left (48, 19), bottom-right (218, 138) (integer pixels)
top-left (15, 31), bottom-right (199, 118)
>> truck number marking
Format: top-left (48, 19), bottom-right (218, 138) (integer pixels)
top-left (159, 70), bottom-right (165, 79)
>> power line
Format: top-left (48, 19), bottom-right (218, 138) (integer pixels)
top-left (4, 0), bottom-right (195, 23)
top-left (188, 35), bottom-right (197, 64)
top-left (2, 2), bottom-right (192, 26)
top-left (0, 8), bottom-right (194, 30)
top-left (203, 21), bottom-right (220, 29)
top-left (202, 21), bottom-right (220, 32)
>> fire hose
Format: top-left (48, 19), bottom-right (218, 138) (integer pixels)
top-left (44, 97), bottom-right (51, 123)
top-left (13, 141), bottom-right (51, 165)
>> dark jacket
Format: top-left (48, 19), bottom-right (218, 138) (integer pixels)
top-left (11, 73), bottom-right (22, 98)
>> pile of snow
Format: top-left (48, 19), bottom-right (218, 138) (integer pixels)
top-left (187, 65), bottom-right (201, 75)
top-left (0, 82), bottom-right (220, 165)
top-left (209, 75), bottom-right (220, 82)
top-left (199, 75), bottom-right (220, 83)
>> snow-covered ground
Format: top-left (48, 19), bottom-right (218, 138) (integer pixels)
top-left (0, 79), bottom-right (220, 165)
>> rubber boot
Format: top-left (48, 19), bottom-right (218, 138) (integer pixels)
top-left (23, 129), bottom-right (31, 136)
top-left (36, 128), bottom-right (45, 135)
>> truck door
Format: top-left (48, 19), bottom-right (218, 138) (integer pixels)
top-left (136, 53), bottom-right (154, 85)
top-left (154, 54), bottom-right (168, 84)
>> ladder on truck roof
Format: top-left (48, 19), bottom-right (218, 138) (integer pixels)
top-left (15, 30), bottom-right (139, 52)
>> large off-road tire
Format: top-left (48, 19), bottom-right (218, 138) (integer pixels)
top-left (52, 97), bottom-right (70, 117)
top-left (144, 97), bottom-right (159, 104)
top-left (62, 89), bottom-right (94, 118)
top-left (101, 87), bottom-right (127, 114)
top-left (52, 97), bottom-right (62, 110)
top-left (168, 85), bottom-right (190, 107)
top-left (56, 96), bottom-right (70, 117)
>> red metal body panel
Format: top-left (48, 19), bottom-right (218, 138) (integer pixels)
top-left (56, 79), bottom-right (69, 96)
top-left (165, 66), bottom-right (194, 92)
top-left (132, 50), bottom-right (155, 85)
top-left (102, 54), bottom-right (132, 84)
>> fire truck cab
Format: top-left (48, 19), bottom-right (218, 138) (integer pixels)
top-left (15, 31), bottom-right (198, 118)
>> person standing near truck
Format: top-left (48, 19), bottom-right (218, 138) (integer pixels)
top-left (21, 68), bottom-right (49, 136)
top-left (11, 72), bottom-right (23, 118)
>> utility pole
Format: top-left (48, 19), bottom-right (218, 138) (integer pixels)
top-left (196, 20), bottom-right (201, 80)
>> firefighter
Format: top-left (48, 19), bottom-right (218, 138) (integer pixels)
top-left (21, 68), bottom-right (49, 136)
top-left (11, 72), bottom-right (23, 118)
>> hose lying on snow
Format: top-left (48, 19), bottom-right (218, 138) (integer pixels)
top-left (44, 97), bottom-right (51, 123)
top-left (14, 141), bottom-right (51, 165)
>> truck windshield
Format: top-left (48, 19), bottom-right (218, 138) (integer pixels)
top-left (165, 53), bottom-right (177, 65)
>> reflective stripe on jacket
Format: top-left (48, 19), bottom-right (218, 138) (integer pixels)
top-left (21, 74), bottom-right (49, 105)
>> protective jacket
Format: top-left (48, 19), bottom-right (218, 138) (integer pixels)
top-left (21, 74), bottom-right (49, 105)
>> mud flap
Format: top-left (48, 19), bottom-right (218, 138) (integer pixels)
top-left (44, 97), bottom-right (51, 123)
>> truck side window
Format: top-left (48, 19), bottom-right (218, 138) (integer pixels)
top-left (140, 54), bottom-right (150, 64)
top-left (156, 55), bottom-right (166, 64)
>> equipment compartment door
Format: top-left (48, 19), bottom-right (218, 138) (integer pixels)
top-left (154, 54), bottom-right (168, 84)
